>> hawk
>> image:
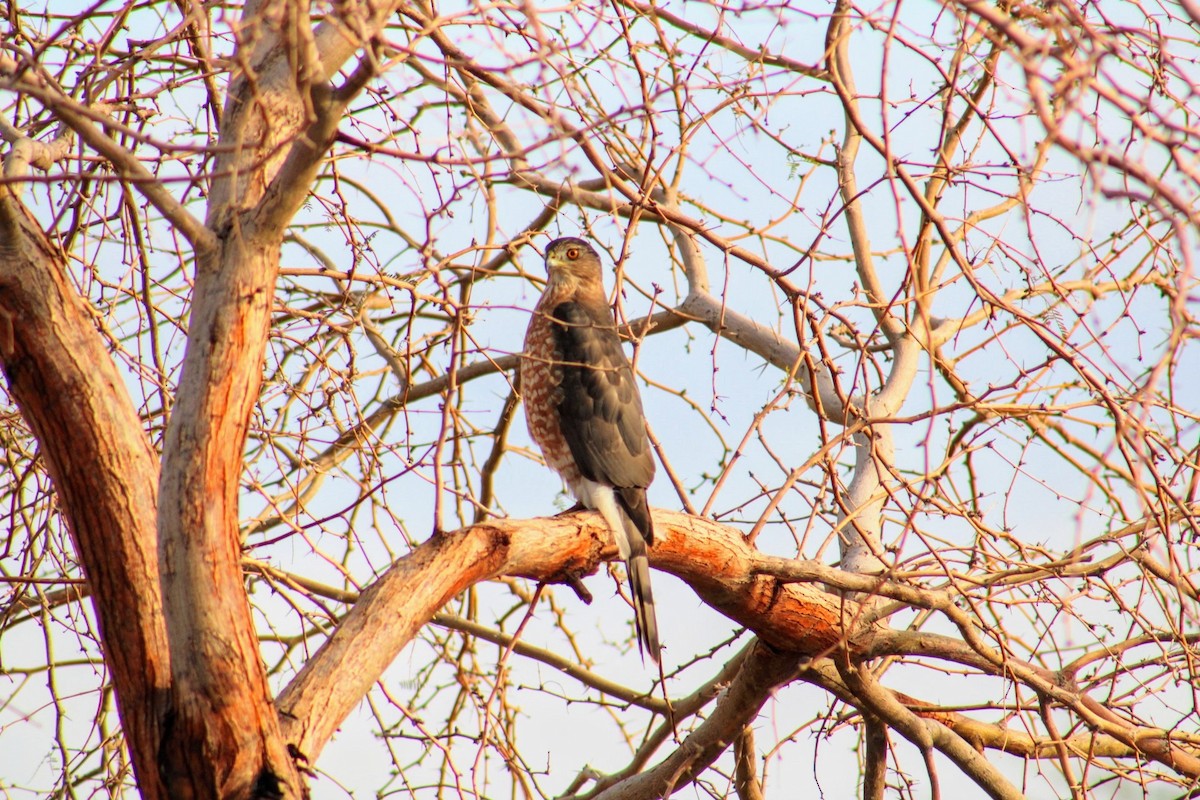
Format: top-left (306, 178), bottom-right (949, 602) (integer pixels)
top-left (521, 237), bottom-right (660, 662)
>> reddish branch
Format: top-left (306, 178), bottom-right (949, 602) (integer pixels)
top-left (0, 166), bottom-right (169, 799)
top-left (271, 508), bottom-right (1200, 787)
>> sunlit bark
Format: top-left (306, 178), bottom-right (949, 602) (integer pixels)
top-left (2, 1), bottom-right (1199, 798)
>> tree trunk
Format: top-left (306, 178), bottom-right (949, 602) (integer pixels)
top-left (0, 186), bottom-right (169, 799)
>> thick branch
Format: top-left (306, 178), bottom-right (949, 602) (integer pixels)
top-left (154, 3), bottom-right (406, 797)
top-left (0, 184), bottom-right (169, 799)
top-left (276, 510), bottom-right (854, 762)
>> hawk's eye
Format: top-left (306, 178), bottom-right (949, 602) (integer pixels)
top-left (566, 247), bottom-right (580, 260)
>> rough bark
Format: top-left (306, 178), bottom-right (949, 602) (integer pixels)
top-left (0, 188), bottom-right (169, 799)
top-left (156, 229), bottom-right (305, 799)
top-left (151, 2), bottom-right (399, 795)
top-left (276, 509), bottom-right (855, 763)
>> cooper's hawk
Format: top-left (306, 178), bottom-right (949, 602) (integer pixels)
top-left (521, 237), bottom-right (660, 662)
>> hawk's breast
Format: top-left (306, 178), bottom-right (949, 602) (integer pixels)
top-left (522, 301), bottom-right (584, 491)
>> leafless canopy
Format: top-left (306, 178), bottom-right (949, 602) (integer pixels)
top-left (1, 1), bottom-right (1198, 799)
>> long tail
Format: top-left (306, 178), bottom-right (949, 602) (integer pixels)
top-left (616, 489), bottom-right (660, 663)
top-left (624, 536), bottom-right (660, 662)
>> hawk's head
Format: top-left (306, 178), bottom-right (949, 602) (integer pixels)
top-left (544, 237), bottom-right (603, 292)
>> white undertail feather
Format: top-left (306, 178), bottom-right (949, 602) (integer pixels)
top-left (579, 480), bottom-right (660, 662)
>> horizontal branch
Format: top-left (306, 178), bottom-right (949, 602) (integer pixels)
top-left (274, 510), bottom-right (853, 764)
top-left (613, 0), bottom-right (828, 80)
top-left (807, 658), bottom-right (1024, 800)
top-left (0, 56), bottom-right (215, 252)
top-left (265, 501), bottom-right (1200, 783)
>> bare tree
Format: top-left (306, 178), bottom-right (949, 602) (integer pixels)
top-left (1, 1), bottom-right (1197, 799)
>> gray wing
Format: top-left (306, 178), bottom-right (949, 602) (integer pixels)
top-left (550, 300), bottom-right (655, 491)
top-left (553, 299), bottom-right (660, 656)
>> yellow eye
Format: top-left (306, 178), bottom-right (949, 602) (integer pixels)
top-left (566, 247), bottom-right (580, 260)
